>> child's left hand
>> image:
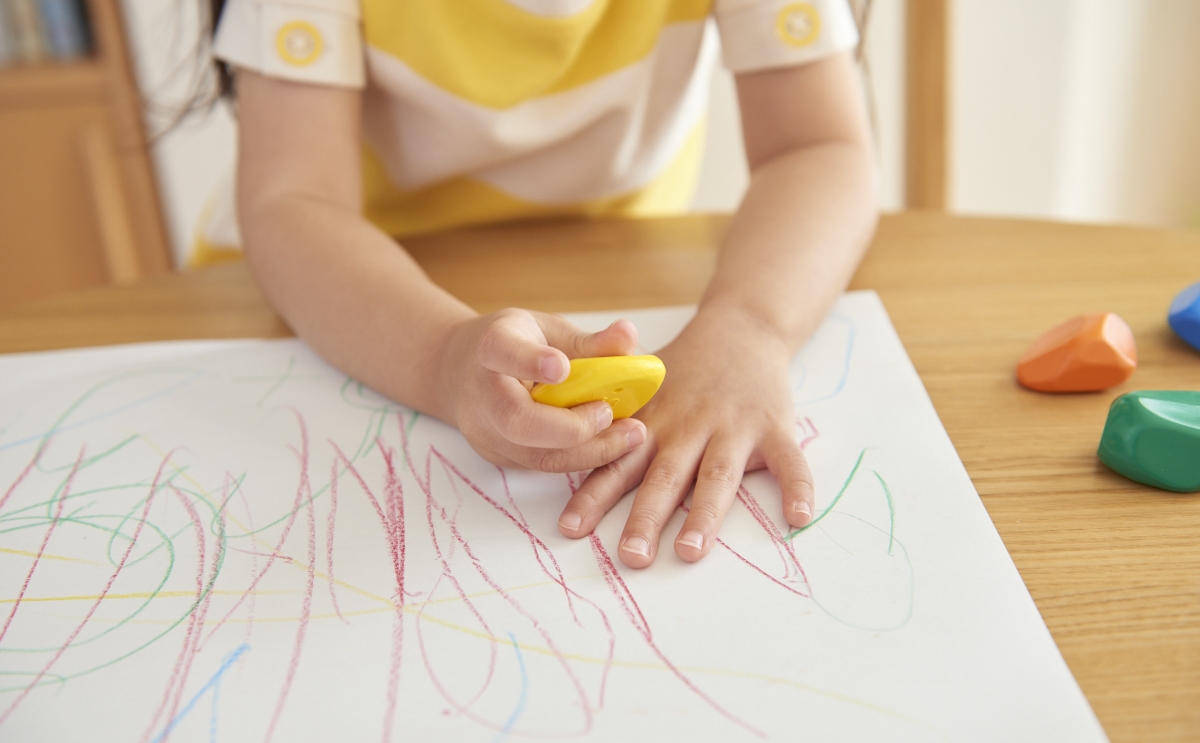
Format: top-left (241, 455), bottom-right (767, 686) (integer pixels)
top-left (555, 307), bottom-right (815, 567)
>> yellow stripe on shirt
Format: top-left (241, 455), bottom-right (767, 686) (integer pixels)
top-left (361, 119), bottom-right (707, 238)
top-left (362, 0), bottom-right (713, 108)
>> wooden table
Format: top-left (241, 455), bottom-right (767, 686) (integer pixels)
top-left (2, 212), bottom-right (1198, 741)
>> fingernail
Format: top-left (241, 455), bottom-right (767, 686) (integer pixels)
top-left (793, 501), bottom-right (813, 525)
top-left (597, 404), bottom-right (613, 430)
top-left (626, 424), bottom-right (645, 448)
top-left (559, 511), bottom-right (582, 532)
top-left (677, 530), bottom-right (704, 551)
top-left (541, 354), bottom-right (567, 383)
top-left (620, 536), bottom-right (650, 557)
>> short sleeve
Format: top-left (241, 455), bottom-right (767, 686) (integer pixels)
top-left (713, 0), bottom-right (859, 73)
top-left (213, 0), bottom-right (365, 88)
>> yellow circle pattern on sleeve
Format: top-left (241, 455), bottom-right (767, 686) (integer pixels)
top-left (775, 2), bottom-right (821, 48)
top-left (276, 20), bottom-right (324, 66)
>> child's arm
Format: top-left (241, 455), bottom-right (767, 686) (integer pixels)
top-left (234, 70), bottom-right (647, 471)
top-left (555, 52), bottom-right (879, 567)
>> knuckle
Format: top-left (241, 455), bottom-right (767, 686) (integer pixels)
top-left (588, 456), bottom-right (630, 483)
top-left (641, 464), bottom-right (686, 496)
top-left (529, 447), bottom-right (570, 473)
top-left (567, 331), bottom-right (590, 358)
top-left (699, 460), bottom-right (742, 489)
top-left (625, 510), bottom-right (668, 535)
top-left (493, 396), bottom-right (535, 439)
top-left (570, 484), bottom-right (613, 513)
top-left (688, 499), bottom-right (725, 525)
top-left (783, 469), bottom-right (815, 491)
top-left (476, 321), bottom-right (508, 361)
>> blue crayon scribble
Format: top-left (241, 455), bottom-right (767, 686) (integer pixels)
top-left (0, 371), bottom-right (204, 453)
top-left (151, 643), bottom-right (249, 743)
top-left (797, 312), bottom-right (856, 405)
top-left (492, 633), bottom-right (529, 743)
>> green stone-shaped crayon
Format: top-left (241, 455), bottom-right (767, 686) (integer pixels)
top-left (1097, 390), bottom-right (1200, 493)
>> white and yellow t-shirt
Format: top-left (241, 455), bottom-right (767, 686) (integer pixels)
top-left (197, 0), bottom-right (858, 266)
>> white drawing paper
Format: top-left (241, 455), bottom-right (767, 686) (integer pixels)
top-left (0, 291), bottom-right (1107, 742)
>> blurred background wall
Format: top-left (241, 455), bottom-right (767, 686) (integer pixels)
top-left (121, 0), bottom-right (1200, 266)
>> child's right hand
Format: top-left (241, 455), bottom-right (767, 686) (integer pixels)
top-left (437, 309), bottom-right (647, 472)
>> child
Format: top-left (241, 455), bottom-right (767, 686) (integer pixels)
top-left (206, 0), bottom-right (879, 569)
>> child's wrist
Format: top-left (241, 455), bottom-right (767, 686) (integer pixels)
top-left (426, 313), bottom-right (477, 428)
top-left (691, 302), bottom-right (797, 358)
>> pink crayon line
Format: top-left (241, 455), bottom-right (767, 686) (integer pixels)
top-left (140, 487), bottom-right (210, 743)
top-left (265, 413), bottom-right (317, 743)
top-left (234, 473), bottom-right (259, 644)
top-left (229, 548), bottom-right (296, 564)
top-left (0, 437), bottom-right (50, 514)
top-left (0, 452), bottom-right (176, 728)
top-left (326, 459), bottom-right (347, 623)
top-left (797, 416), bottom-right (820, 450)
top-left (399, 417), bottom-right (614, 720)
top-left (432, 451), bottom-right (581, 624)
top-left (429, 450), bottom-right (618, 711)
top-left (0, 446), bottom-right (83, 648)
top-left (588, 533), bottom-right (765, 739)
top-left (678, 498), bottom-right (810, 599)
top-left (200, 423), bottom-right (311, 649)
top-left (736, 486), bottom-right (811, 590)
top-left (439, 507), bottom-right (594, 736)
top-left (409, 442), bottom-right (597, 735)
top-left (415, 471), bottom-right (500, 721)
top-left (332, 441), bottom-right (406, 743)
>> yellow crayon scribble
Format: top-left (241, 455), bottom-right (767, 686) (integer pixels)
top-left (0, 547), bottom-right (107, 567)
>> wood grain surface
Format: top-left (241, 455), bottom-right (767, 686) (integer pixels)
top-left (1, 211), bottom-right (1198, 741)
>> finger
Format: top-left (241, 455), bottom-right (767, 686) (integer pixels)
top-left (763, 429), bottom-right (815, 529)
top-left (534, 313), bottom-right (639, 359)
top-left (618, 440), bottom-right (706, 569)
top-left (508, 418), bottom-right (647, 474)
top-left (557, 436), bottom-right (656, 538)
top-left (478, 313), bottom-right (570, 383)
top-left (674, 437), bottom-right (755, 562)
top-left (485, 378), bottom-right (615, 448)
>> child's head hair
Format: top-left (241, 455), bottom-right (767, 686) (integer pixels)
top-left (143, 1), bottom-right (233, 140)
top-left (209, 0), bottom-right (234, 99)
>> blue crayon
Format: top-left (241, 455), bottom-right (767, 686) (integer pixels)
top-left (1168, 281), bottom-right (1200, 352)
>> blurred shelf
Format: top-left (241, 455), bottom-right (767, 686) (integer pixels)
top-left (0, 59), bottom-right (107, 107)
top-left (0, 0), bottom-right (170, 311)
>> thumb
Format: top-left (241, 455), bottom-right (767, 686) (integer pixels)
top-left (534, 313), bottom-right (639, 360)
top-left (476, 311), bottom-right (571, 384)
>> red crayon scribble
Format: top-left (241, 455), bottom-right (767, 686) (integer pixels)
top-left (0, 446), bottom-right (83, 647)
top-left (428, 448), bottom-right (618, 712)
top-left (332, 440), bottom-right (406, 743)
top-left (677, 495), bottom-right (810, 598)
top-left (140, 486), bottom-right (211, 743)
top-left (430, 492), bottom-right (594, 736)
top-left (414, 470), bottom-right (500, 722)
top-left (0, 451), bottom-right (177, 727)
top-left (588, 533), bottom-right (765, 739)
top-left (399, 432), bottom-right (604, 734)
top-left (0, 437), bottom-right (50, 514)
top-left (326, 458), bottom-right (347, 623)
top-left (201, 422), bottom-right (311, 648)
top-left (265, 412), bottom-right (318, 743)
top-left (433, 451), bottom-right (581, 624)
top-left (797, 416), bottom-right (820, 450)
top-left (230, 548), bottom-right (296, 564)
top-left (736, 486), bottom-right (810, 590)
top-left (234, 475), bottom-right (259, 644)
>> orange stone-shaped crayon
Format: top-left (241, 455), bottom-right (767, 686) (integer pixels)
top-left (1016, 312), bottom-right (1137, 392)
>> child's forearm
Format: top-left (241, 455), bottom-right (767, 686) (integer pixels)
top-left (241, 193), bottom-right (475, 424)
top-left (698, 138), bottom-right (879, 352)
